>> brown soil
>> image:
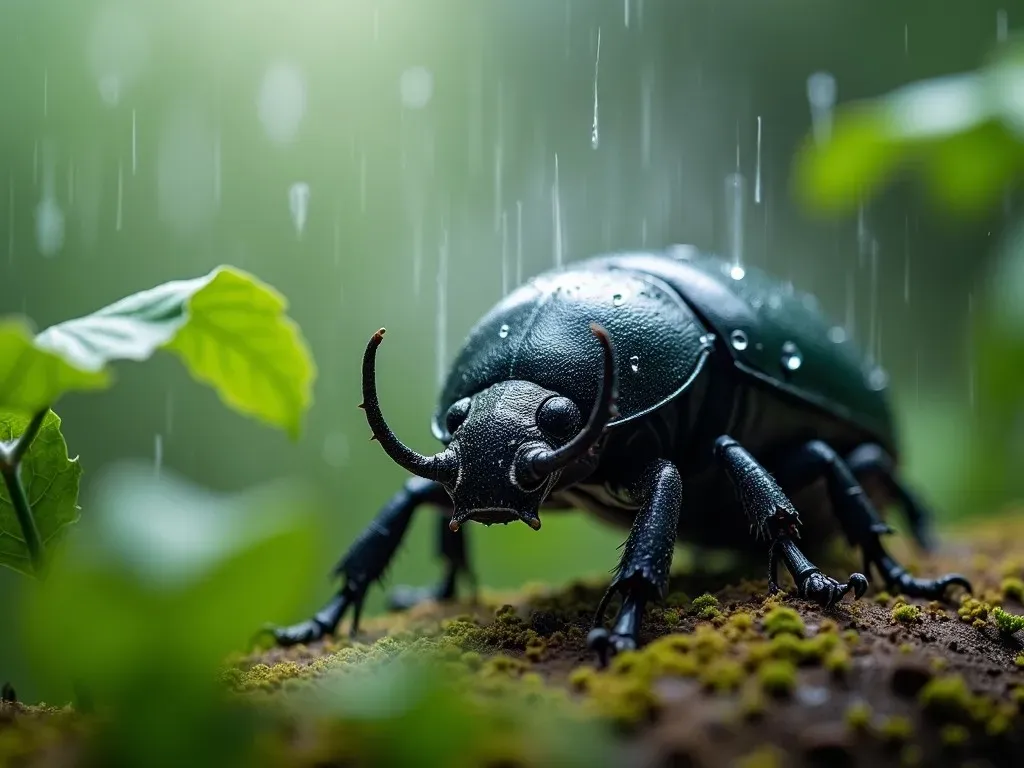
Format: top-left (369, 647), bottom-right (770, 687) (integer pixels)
top-left (6, 515), bottom-right (1024, 768)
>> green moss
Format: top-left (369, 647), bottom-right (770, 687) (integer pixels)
top-left (940, 724), bottom-right (969, 747)
top-left (958, 598), bottom-right (990, 624)
top-left (1002, 577), bottom-right (1024, 602)
top-left (691, 592), bottom-right (721, 620)
top-left (878, 715), bottom-right (913, 743)
top-left (699, 659), bottom-right (745, 693)
top-left (874, 591), bottom-right (893, 606)
top-left (992, 607), bottom-right (1024, 636)
top-left (762, 606), bottom-right (805, 638)
top-left (919, 674), bottom-right (972, 719)
top-left (845, 701), bottom-right (872, 732)
top-left (736, 744), bottom-right (783, 768)
top-left (758, 660), bottom-right (796, 697)
top-left (900, 745), bottom-right (923, 767)
top-left (824, 647), bottom-right (852, 676)
top-left (892, 604), bottom-right (923, 625)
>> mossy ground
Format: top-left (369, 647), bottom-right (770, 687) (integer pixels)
top-left (7, 514), bottom-right (1024, 767)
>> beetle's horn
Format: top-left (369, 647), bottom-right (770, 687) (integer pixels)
top-left (525, 323), bottom-right (618, 478)
top-left (360, 328), bottom-right (458, 483)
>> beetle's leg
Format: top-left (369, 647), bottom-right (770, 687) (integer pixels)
top-left (715, 436), bottom-right (869, 609)
top-left (845, 443), bottom-right (935, 552)
top-left (587, 459), bottom-right (682, 667)
top-left (263, 477), bottom-right (450, 646)
top-left (775, 440), bottom-right (971, 600)
top-left (387, 511), bottom-right (476, 610)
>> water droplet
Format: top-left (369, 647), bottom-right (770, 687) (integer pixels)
top-left (288, 182), bottom-right (310, 236)
top-left (768, 294), bottom-right (783, 310)
top-left (868, 367), bottom-right (889, 391)
top-left (781, 341), bottom-right (803, 372)
top-left (612, 293), bottom-right (624, 306)
top-left (730, 330), bottom-right (749, 351)
top-left (730, 265), bottom-right (745, 281)
top-left (668, 243), bottom-right (697, 260)
top-left (400, 66), bottom-right (434, 109)
top-left (699, 333), bottom-right (717, 346)
top-left (498, 324), bottom-right (510, 338)
top-left (258, 61), bottom-right (307, 145)
top-left (629, 355), bottom-right (639, 373)
top-left (34, 195), bottom-right (64, 257)
top-left (828, 326), bottom-right (847, 344)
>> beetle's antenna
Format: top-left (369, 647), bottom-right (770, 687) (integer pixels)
top-left (526, 323), bottom-right (618, 478)
top-left (361, 328), bottom-right (457, 483)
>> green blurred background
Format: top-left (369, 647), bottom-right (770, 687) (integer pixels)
top-left (1, 0), bottom-right (1020, 700)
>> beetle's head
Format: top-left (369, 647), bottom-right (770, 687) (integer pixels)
top-left (359, 323), bottom-right (618, 532)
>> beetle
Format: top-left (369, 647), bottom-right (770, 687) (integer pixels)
top-left (268, 246), bottom-right (971, 664)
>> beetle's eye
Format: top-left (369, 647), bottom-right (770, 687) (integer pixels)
top-left (537, 396), bottom-right (582, 441)
top-left (445, 398), bottom-right (472, 435)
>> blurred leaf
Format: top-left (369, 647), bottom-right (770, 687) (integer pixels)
top-left (794, 39), bottom-right (1024, 215)
top-left (32, 266), bottom-right (316, 438)
top-left (0, 410), bottom-right (80, 576)
top-left (18, 462), bottom-right (325, 768)
top-left (0, 319), bottom-right (110, 416)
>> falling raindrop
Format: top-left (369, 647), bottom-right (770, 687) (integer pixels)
top-left (34, 196), bottom-right (64, 257)
top-left (591, 27), bottom-right (601, 149)
top-left (42, 69), bottom-right (48, 118)
top-left (730, 265), bottom-right (746, 281)
top-left (115, 157), bottom-right (123, 231)
top-left (724, 173), bottom-right (746, 272)
top-left (89, 3), bottom-right (149, 108)
top-left (867, 367), bottom-right (889, 392)
top-left (998, 9), bottom-right (1009, 42)
top-left (781, 341), bottom-right (803, 372)
top-left (515, 200), bottom-right (523, 286)
top-left (154, 433), bottom-right (163, 478)
top-left (612, 293), bottom-right (625, 306)
top-left (754, 117), bottom-right (763, 204)
top-left (131, 109), bottom-right (137, 175)
top-left (552, 153), bottom-right (564, 268)
top-left (730, 330), bottom-right (749, 351)
top-left (288, 182), bottom-right (310, 237)
top-left (436, 229), bottom-right (449, 388)
top-left (806, 71), bottom-right (837, 144)
top-left (7, 175), bottom-right (13, 264)
top-left (498, 324), bottom-right (510, 339)
top-left (400, 66), bottom-right (434, 109)
top-left (258, 61), bottom-right (307, 145)
top-left (359, 153), bottom-right (367, 214)
top-left (500, 211), bottom-right (509, 296)
top-left (828, 326), bottom-right (847, 344)
top-left (624, 0), bottom-right (630, 28)
top-left (629, 355), bottom-right (640, 373)
top-left (640, 67), bottom-right (653, 169)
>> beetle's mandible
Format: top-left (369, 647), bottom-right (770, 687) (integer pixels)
top-left (266, 247), bottom-right (971, 665)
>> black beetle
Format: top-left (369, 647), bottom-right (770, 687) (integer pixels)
top-left (269, 246), bottom-right (971, 664)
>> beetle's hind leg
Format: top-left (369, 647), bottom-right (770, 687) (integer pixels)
top-left (774, 440), bottom-right (971, 601)
top-left (845, 443), bottom-right (936, 552)
top-left (387, 511), bottom-right (476, 611)
top-left (715, 436), bottom-right (869, 609)
top-left (587, 459), bottom-right (682, 667)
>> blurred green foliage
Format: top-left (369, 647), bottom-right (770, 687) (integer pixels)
top-left (19, 462), bottom-right (325, 768)
top-left (796, 35), bottom-right (1024, 517)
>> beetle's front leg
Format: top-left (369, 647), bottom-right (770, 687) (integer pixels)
top-left (265, 477), bottom-right (447, 646)
top-left (715, 436), bottom-right (868, 608)
top-left (587, 459), bottom-right (682, 667)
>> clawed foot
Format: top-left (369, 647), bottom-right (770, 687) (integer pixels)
top-left (587, 627), bottom-right (637, 667)
top-left (799, 570), bottom-right (869, 609)
top-left (259, 588), bottom-right (365, 648)
top-left (260, 618), bottom-right (330, 647)
top-left (888, 571), bottom-right (972, 601)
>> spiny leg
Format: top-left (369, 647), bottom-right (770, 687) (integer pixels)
top-left (588, 459), bottom-right (682, 667)
top-left (266, 477), bottom-right (451, 646)
top-left (846, 442), bottom-right (936, 552)
top-left (715, 436), bottom-right (868, 608)
top-left (774, 440), bottom-right (970, 599)
top-left (388, 506), bottom-right (476, 610)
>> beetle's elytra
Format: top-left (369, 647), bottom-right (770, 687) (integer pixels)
top-left (269, 247), bottom-right (971, 665)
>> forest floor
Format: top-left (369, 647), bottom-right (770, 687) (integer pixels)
top-left (6, 514), bottom-right (1024, 767)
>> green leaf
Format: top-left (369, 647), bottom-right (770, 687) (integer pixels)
top-left (793, 40), bottom-right (1024, 216)
top-left (0, 319), bottom-right (110, 416)
top-left (0, 409), bottom-right (81, 575)
top-left (21, 461), bottom-right (324, 698)
top-left (27, 265), bottom-right (316, 438)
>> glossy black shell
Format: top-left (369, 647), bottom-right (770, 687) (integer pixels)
top-left (431, 247), bottom-right (896, 454)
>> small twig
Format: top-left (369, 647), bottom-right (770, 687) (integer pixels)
top-left (0, 408), bottom-right (49, 576)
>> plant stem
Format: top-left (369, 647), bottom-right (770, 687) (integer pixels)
top-left (0, 409), bottom-right (49, 575)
